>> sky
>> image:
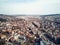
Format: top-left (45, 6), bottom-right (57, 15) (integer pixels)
top-left (0, 0), bottom-right (60, 15)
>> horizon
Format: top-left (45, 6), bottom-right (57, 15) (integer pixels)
top-left (0, 14), bottom-right (60, 16)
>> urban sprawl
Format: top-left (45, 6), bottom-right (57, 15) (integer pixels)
top-left (0, 14), bottom-right (60, 45)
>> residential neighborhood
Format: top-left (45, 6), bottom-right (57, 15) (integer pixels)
top-left (0, 14), bottom-right (60, 45)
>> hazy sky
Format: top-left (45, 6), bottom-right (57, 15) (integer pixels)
top-left (0, 0), bottom-right (60, 15)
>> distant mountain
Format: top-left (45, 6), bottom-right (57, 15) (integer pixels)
top-left (0, 14), bottom-right (60, 21)
top-left (0, 14), bottom-right (16, 22)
